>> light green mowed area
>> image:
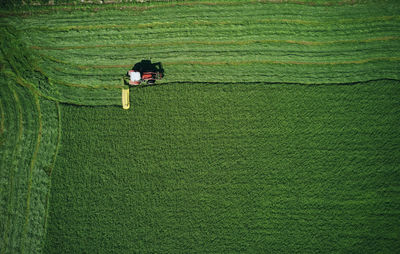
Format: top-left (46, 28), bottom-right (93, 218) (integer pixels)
top-left (13, 0), bottom-right (400, 92)
top-left (0, 0), bottom-right (400, 253)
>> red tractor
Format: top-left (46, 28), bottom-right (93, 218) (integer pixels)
top-left (127, 60), bottom-right (164, 85)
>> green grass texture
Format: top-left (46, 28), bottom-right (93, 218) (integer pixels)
top-left (1, 0), bottom-right (400, 105)
top-left (1, 0), bottom-right (400, 253)
top-left (44, 80), bottom-right (400, 253)
top-left (0, 78), bottom-right (61, 253)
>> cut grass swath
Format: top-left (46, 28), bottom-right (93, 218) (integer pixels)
top-left (122, 87), bottom-right (130, 110)
top-left (0, 80), bottom-right (61, 253)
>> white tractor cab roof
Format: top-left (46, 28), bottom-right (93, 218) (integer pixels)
top-left (128, 70), bottom-right (141, 82)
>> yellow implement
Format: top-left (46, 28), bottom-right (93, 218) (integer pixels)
top-left (122, 87), bottom-right (130, 110)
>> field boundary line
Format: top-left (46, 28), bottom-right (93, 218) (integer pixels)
top-left (41, 101), bottom-right (61, 251)
top-left (148, 78), bottom-right (400, 86)
top-left (31, 36), bottom-right (400, 51)
top-left (165, 57), bottom-right (400, 66)
top-left (48, 101), bottom-right (61, 177)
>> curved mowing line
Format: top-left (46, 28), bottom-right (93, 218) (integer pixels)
top-left (4, 69), bottom-right (58, 102)
top-left (41, 101), bottom-right (61, 252)
top-left (14, 76), bottom-right (59, 102)
top-left (32, 66), bottom-right (123, 89)
top-left (8, 69), bottom-right (120, 102)
top-left (2, 84), bottom-right (24, 253)
top-left (31, 36), bottom-right (400, 50)
top-left (32, 16), bottom-right (400, 32)
top-left (48, 102), bottom-right (61, 177)
top-left (21, 91), bottom-right (42, 254)
top-left (14, 74), bottom-right (119, 105)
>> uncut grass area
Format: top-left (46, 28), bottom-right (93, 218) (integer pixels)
top-left (44, 81), bottom-right (400, 253)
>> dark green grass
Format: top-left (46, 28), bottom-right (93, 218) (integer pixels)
top-left (2, 1), bottom-right (399, 252)
top-left (44, 80), bottom-right (400, 253)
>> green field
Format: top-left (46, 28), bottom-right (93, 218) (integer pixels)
top-left (45, 80), bottom-right (400, 253)
top-left (1, 0), bottom-right (400, 253)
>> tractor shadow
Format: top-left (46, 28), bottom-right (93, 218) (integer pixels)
top-left (130, 59), bottom-right (165, 76)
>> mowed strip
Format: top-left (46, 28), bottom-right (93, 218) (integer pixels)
top-left (5, 0), bottom-right (392, 18)
top-left (38, 57), bottom-right (400, 69)
top-left (30, 36), bottom-right (400, 50)
top-left (29, 15), bottom-right (400, 32)
top-left (22, 0), bottom-right (400, 86)
top-left (8, 0), bottom-right (400, 101)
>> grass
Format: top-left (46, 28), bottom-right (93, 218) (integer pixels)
top-left (1, 0), bottom-right (398, 106)
top-left (44, 80), bottom-right (400, 253)
top-left (0, 79), bottom-right (60, 253)
top-left (1, 0), bottom-right (400, 252)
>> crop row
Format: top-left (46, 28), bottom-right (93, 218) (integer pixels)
top-left (20, 2), bottom-right (400, 51)
top-left (2, 0), bottom-right (400, 106)
top-left (16, 1), bottom-right (399, 90)
top-left (0, 81), bottom-right (37, 254)
top-left (0, 78), bottom-right (61, 253)
top-left (34, 59), bottom-right (400, 86)
top-left (28, 16), bottom-right (400, 34)
top-left (32, 50), bottom-right (400, 86)
top-left (38, 38), bottom-right (400, 66)
top-left (26, 20), bottom-right (400, 48)
top-left (10, 0), bottom-right (400, 24)
top-left (15, 2), bottom-right (398, 33)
